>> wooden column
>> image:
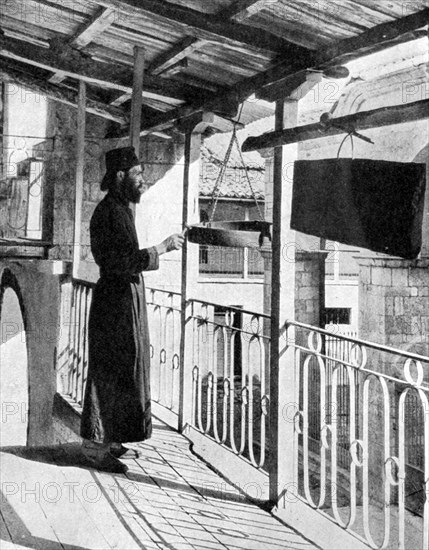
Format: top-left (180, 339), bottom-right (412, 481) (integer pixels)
top-left (130, 46), bottom-right (145, 157)
top-left (179, 130), bottom-right (193, 430)
top-left (72, 80), bottom-right (86, 279)
top-left (177, 113), bottom-right (211, 432)
top-left (269, 99), bottom-right (299, 504)
top-left (178, 130), bottom-right (202, 431)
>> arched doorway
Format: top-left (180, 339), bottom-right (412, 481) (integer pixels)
top-left (0, 271), bottom-right (29, 446)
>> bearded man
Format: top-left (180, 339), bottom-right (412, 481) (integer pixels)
top-left (80, 146), bottom-right (184, 472)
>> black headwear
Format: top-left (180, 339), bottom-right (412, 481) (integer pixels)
top-left (101, 146), bottom-right (140, 191)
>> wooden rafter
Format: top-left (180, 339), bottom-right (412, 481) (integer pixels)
top-left (139, 8), bottom-right (429, 134)
top-left (72, 7), bottom-right (117, 50)
top-left (95, 0), bottom-right (308, 56)
top-left (148, 37), bottom-right (202, 76)
top-left (258, 10), bottom-right (428, 101)
top-left (0, 65), bottom-right (127, 124)
top-left (315, 8), bottom-right (429, 66)
top-left (222, 0), bottom-right (278, 23)
top-left (0, 35), bottom-right (204, 103)
top-left (241, 99), bottom-right (429, 151)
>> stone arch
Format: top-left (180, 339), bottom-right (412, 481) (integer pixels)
top-left (0, 268), bottom-right (29, 446)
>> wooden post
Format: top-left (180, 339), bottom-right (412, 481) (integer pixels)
top-left (179, 130), bottom-right (194, 431)
top-left (269, 99), bottom-right (299, 504)
top-left (177, 113), bottom-right (212, 432)
top-left (130, 46), bottom-right (145, 157)
top-left (72, 80), bottom-right (86, 279)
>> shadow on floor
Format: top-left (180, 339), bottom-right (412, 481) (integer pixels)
top-left (1, 493), bottom-right (92, 550)
top-left (0, 443), bottom-right (116, 472)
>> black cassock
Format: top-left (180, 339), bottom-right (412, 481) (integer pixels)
top-left (81, 193), bottom-right (159, 443)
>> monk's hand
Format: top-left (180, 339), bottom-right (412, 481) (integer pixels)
top-left (157, 232), bottom-right (186, 255)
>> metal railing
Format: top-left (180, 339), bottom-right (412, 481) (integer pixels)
top-left (58, 281), bottom-right (428, 549)
top-left (187, 298), bottom-right (271, 468)
top-left (57, 279), bottom-right (93, 407)
top-left (146, 287), bottom-right (182, 415)
top-left (283, 321), bottom-right (428, 550)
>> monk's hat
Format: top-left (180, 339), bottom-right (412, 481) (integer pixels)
top-left (101, 146), bottom-right (140, 191)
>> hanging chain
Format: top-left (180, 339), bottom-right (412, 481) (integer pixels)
top-left (233, 131), bottom-right (264, 221)
top-left (208, 126), bottom-right (237, 223)
top-left (208, 102), bottom-right (264, 223)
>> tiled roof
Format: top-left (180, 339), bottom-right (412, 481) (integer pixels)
top-left (200, 149), bottom-right (265, 200)
top-left (200, 119), bottom-right (272, 200)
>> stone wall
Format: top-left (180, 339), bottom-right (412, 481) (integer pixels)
top-left (0, 259), bottom-right (67, 446)
top-left (295, 251), bottom-right (327, 328)
top-left (359, 258), bottom-right (429, 358)
top-left (33, 102), bottom-right (110, 261)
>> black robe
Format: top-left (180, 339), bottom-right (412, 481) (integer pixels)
top-left (81, 193), bottom-right (159, 443)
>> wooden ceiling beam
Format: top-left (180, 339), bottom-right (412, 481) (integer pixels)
top-left (315, 8), bottom-right (429, 66)
top-left (222, 0), bottom-right (278, 23)
top-left (0, 65), bottom-right (127, 124)
top-left (71, 7), bottom-right (117, 50)
top-left (139, 8), bottom-right (429, 134)
top-left (0, 35), bottom-right (202, 103)
top-left (148, 37), bottom-right (203, 76)
top-left (258, 8), bottom-right (429, 101)
top-left (95, 0), bottom-right (309, 57)
top-left (242, 99), bottom-right (429, 151)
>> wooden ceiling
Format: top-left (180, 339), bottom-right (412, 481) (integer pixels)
top-left (0, 0), bottom-right (427, 136)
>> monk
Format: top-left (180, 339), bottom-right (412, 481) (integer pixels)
top-left (81, 146), bottom-right (185, 472)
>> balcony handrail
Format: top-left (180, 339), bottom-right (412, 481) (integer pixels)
top-left (189, 296), bottom-right (270, 320)
top-left (285, 319), bottom-right (429, 364)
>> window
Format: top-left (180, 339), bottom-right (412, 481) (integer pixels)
top-left (324, 308), bottom-right (351, 325)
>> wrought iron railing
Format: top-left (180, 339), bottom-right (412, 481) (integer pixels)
top-left (58, 281), bottom-right (428, 549)
top-left (146, 287), bottom-right (182, 415)
top-left (57, 279), bottom-right (93, 407)
top-left (283, 321), bottom-right (428, 550)
top-left (187, 298), bottom-right (271, 469)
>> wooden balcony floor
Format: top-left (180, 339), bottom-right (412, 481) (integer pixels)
top-left (0, 417), bottom-right (319, 550)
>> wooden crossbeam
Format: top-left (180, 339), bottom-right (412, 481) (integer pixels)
top-left (222, 0), bottom-right (278, 23)
top-left (95, 0), bottom-right (307, 56)
top-left (0, 65), bottom-right (127, 124)
top-left (149, 37), bottom-right (202, 76)
top-left (241, 99), bottom-right (429, 151)
top-left (72, 7), bottom-right (117, 50)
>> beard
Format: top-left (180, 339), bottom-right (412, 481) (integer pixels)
top-left (123, 174), bottom-right (142, 203)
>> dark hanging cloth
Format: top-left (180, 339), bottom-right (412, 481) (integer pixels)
top-left (81, 193), bottom-right (159, 444)
top-left (291, 159), bottom-right (426, 259)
